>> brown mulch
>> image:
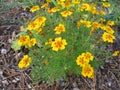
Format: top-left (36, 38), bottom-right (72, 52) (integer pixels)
top-left (0, 5), bottom-right (120, 90)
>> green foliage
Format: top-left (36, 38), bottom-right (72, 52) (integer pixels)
top-left (11, 40), bottom-right (21, 51)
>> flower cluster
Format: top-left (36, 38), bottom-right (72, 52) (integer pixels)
top-left (27, 16), bottom-right (46, 33)
top-left (76, 52), bottom-right (94, 78)
top-left (18, 35), bottom-right (36, 48)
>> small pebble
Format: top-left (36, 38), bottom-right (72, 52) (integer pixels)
top-left (73, 87), bottom-right (80, 90)
top-left (107, 81), bottom-right (112, 87)
top-left (15, 77), bottom-right (20, 81)
top-left (2, 80), bottom-right (8, 85)
top-left (0, 70), bottom-right (3, 75)
top-left (1, 49), bottom-right (7, 54)
top-left (8, 39), bottom-right (12, 43)
top-left (72, 82), bottom-right (77, 87)
top-left (12, 79), bottom-right (17, 83)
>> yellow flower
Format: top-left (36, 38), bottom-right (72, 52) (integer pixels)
top-left (76, 52), bottom-right (94, 67)
top-left (51, 37), bottom-right (67, 51)
top-left (60, 10), bottom-right (73, 17)
top-left (41, 3), bottom-right (48, 9)
top-left (102, 32), bottom-right (115, 43)
top-left (76, 55), bottom-right (89, 67)
top-left (113, 50), bottom-right (119, 56)
top-left (54, 24), bottom-right (66, 34)
top-left (57, 1), bottom-right (64, 6)
top-left (90, 22), bottom-right (99, 34)
top-left (107, 20), bottom-right (115, 26)
top-left (27, 21), bottom-right (38, 30)
top-left (45, 38), bottom-right (53, 45)
top-left (89, 4), bottom-right (99, 15)
top-left (28, 38), bottom-right (37, 48)
top-left (34, 16), bottom-right (46, 27)
top-left (99, 10), bottom-right (106, 15)
top-left (18, 35), bottom-right (30, 46)
top-left (82, 52), bottom-right (94, 61)
top-left (79, 3), bottom-right (90, 11)
top-left (30, 5), bottom-right (40, 12)
top-left (50, 7), bottom-right (60, 13)
top-left (72, 0), bottom-right (80, 5)
top-left (103, 26), bottom-right (114, 34)
top-left (18, 55), bottom-right (32, 68)
top-left (102, 2), bottom-right (110, 8)
top-left (62, 0), bottom-right (71, 8)
top-left (100, 18), bottom-right (106, 23)
top-left (80, 20), bottom-right (91, 28)
top-left (46, 0), bottom-right (51, 3)
top-left (81, 64), bottom-right (94, 79)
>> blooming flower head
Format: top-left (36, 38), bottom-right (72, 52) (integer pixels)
top-left (107, 20), bottom-right (115, 26)
top-left (102, 2), bottom-right (111, 8)
top-left (80, 20), bottom-right (91, 28)
top-left (81, 64), bottom-right (94, 79)
top-left (30, 5), bottom-right (40, 12)
top-left (27, 21), bottom-right (38, 31)
top-left (79, 3), bottom-right (90, 11)
top-left (18, 55), bottom-right (32, 68)
top-left (103, 26), bottom-right (114, 34)
top-left (45, 38), bottom-right (53, 45)
top-left (46, 0), bottom-right (51, 3)
top-left (76, 52), bottom-right (94, 67)
top-left (41, 3), bottom-right (48, 9)
top-left (18, 35), bottom-right (30, 46)
top-left (51, 37), bottom-right (67, 51)
top-left (113, 50), bottom-right (119, 57)
top-left (102, 32), bottom-right (115, 43)
top-left (54, 24), bottom-right (66, 34)
top-left (90, 22), bottom-right (99, 34)
top-left (60, 10), bottom-right (73, 17)
top-left (76, 55), bottom-right (89, 67)
top-left (82, 52), bottom-right (94, 61)
top-left (99, 10), bottom-right (106, 15)
top-left (62, 0), bottom-right (71, 8)
top-left (34, 16), bottom-right (46, 27)
top-left (28, 38), bottom-right (37, 48)
top-left (89, 4), bottom-right (99, 15)
top-left (72, 0), bottom-right (80, 5)
top-left (50, 7), bottom-right (60, 13)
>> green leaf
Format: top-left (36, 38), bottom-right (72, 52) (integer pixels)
top-left (90, 60), bottom-right (100, 69)
top-left (11, 40), bottom-right (21, 51)
top-left (51, 0), bottom-right (57, 6)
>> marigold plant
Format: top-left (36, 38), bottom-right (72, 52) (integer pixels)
top-left (11, 0), bottom-right (117, 83)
